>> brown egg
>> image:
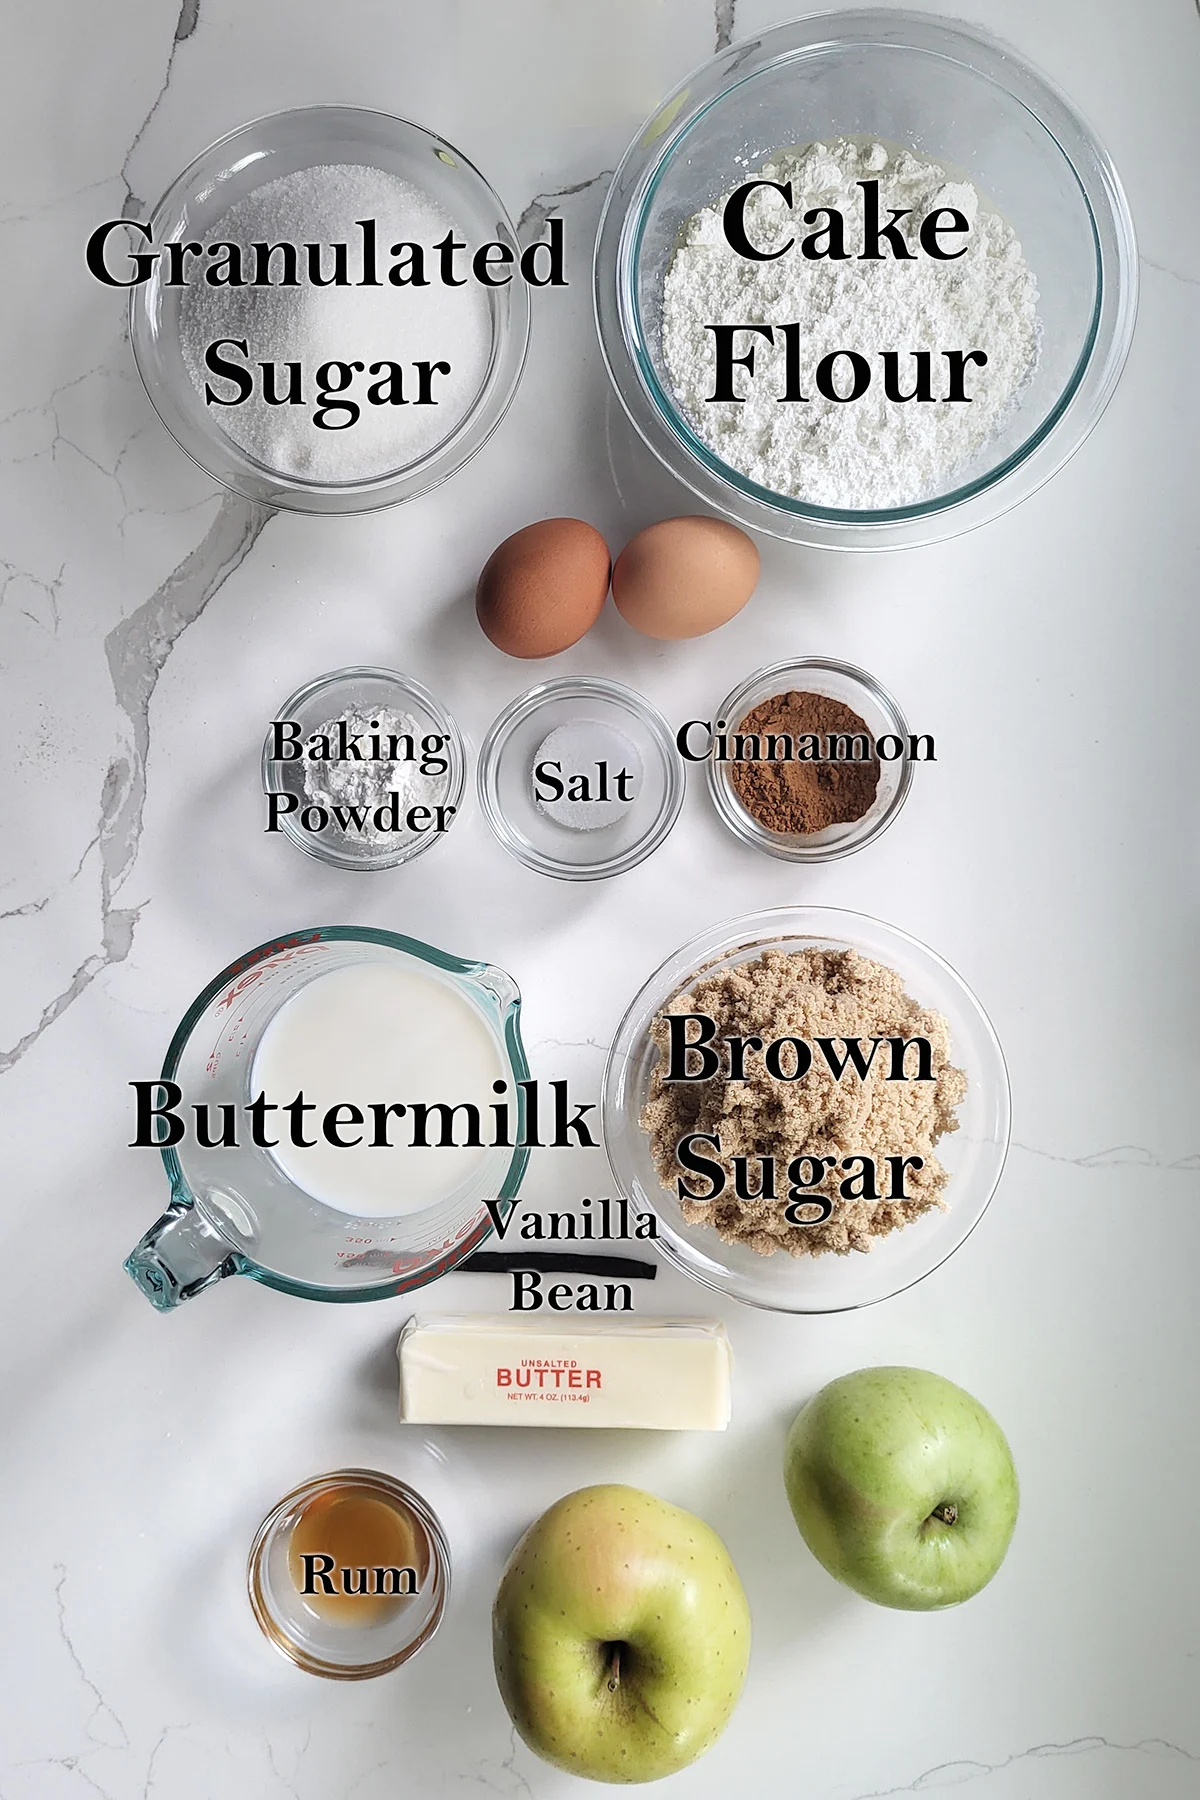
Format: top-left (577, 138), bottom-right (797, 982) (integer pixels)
top-left (612, 516), bottom-right (760, 641)
top-left (476, 518), bottom-right (612, 659)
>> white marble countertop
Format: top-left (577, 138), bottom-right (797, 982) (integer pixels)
top-left (3, 0), bottom-right (1200, 1794)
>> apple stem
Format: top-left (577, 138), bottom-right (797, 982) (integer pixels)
top-left (930, 1501), bottom-right (958, 1527)
top-left (607, 1646), bottom-right (622, 1693)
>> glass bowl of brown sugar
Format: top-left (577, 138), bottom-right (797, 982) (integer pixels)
top-left (705, 658), bottom-right (916, 862)
top-left (602, 905), bottom-right (1010, 1314)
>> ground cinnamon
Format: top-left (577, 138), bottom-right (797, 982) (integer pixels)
top-left (728, 690), bottom-right (880, 835)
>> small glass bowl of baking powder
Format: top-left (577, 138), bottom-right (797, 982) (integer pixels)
top-left (130, 107), bottom-right (529, 514)
top-left (262, 667), bottom-right (467, 872)
top-left (595, 11), bottom-right (1137, 549)
top-left (707, 658), bottom-right (914, 863)
top-left (478, 678), bottom-right (684, 880)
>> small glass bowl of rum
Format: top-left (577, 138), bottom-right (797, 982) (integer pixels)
top-left (248, 1468), bottom-right (450, 1678)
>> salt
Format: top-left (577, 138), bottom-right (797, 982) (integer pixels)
top-left (179, 164), bottom-right (491, 483)
top-left (533, 720), bottom-right (642, 831)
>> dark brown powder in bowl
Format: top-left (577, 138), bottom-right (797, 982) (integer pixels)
top-left (728, 690), bottom-right (880, 836)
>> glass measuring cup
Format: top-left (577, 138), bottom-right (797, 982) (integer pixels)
top-left (124, 927), bottom-right (529, 1311)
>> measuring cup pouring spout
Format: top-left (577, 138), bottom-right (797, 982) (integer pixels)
top-left (123, 927), bottom-right (531, 1310)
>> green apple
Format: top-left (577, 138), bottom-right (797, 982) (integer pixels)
top-left (784, 1366), bottom-right (1019, 1611)
top-left (492, 1483), bottom-right (750, 1784)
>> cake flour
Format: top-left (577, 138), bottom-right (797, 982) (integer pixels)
top-left (661, 139), bottom-right (1040, 509)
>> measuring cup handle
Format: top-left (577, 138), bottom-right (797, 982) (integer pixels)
top-left (124, 1201), bottom-right (241, 1312)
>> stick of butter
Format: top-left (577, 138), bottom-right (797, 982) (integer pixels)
top-left (397, 1316), bottom-right (732, 1430)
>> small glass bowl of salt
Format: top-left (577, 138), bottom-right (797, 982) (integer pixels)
top-left (263, 667), bottom-right (466, 872)
top-left (478, 679), bottom-right (683, 881)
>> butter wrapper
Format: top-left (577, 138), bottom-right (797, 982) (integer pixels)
top-left (397, 1315), bottom-right (732, 1430)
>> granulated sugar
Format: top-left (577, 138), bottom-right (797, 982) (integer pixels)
top-left (661, 139), bottom-right (1040, 509)
top-left (180, 164), bottom-right (491, 483)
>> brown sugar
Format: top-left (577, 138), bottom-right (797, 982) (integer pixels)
top-left (640, 948), bottom-right (967, 1258)
top-left (727, 690), bottom-right (880, 835)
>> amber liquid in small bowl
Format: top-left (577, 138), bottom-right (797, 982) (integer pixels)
top-left (249, 1468), bottom-right (450, 1678)
top-left (288, 1482), bottom-right (432, 1627)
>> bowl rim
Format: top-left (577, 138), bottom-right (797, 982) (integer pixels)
top-left (260, 663), bottom-right (467, 872)
top-left (601, 903), bottom-right (1012, 1313)
top-left (129, 104), bottom-right (531, 515)
top-left (594, 8), bottom-right (1139, 550)
top-left (477, 675), bottom-right (686, 881)
top-left (705, 656), bottom-right (915, 861)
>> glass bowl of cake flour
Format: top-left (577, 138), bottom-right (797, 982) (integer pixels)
top-left (130, 107), bottom-right (529, 513)
top-left (594, 10), bottom-right (1137, 549)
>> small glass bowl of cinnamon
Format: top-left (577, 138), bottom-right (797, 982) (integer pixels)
top-left (705, 659), bottom-right (916, 863)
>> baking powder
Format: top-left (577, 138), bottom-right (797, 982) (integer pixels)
top-left (303, 708), bottom-right (450, 843)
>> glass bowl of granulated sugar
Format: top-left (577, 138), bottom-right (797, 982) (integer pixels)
top-left (130, 108), bottom-right (529, 513)
top-left (595, 10), bottom-right (1137, 550)
top-left (602, 906), bottom-right (1011, 1313)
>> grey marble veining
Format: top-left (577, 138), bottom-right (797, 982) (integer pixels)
top-left (122, 0), bottom-right (204, 218)
top-left (714, 0), bottom-right (738, 53)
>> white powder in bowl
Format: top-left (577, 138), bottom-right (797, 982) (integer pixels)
top-left (303, 708), bottom-right (451, 844)
top-left (180, 164), bottom-right (492, 484)
top-left (661, 139), bottom-right (1041, 510)
top-left (533, 719), bottom-right (642, 831)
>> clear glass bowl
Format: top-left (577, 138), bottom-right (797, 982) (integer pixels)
top-left (706, 658), bottom-right (913, 861)
top-left (130, 107), bottom-right (530, 514)
top-left (248, 1469), bottom-right (450, 1680)
top-left (477, 678), bottom-right (685, 881)
top-left (262, 667), bottom-right (466, 872)
top-left (594, 10), bottom-right (1138, 549)
top-left (602, 907), bottom-right (1010, 1313)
